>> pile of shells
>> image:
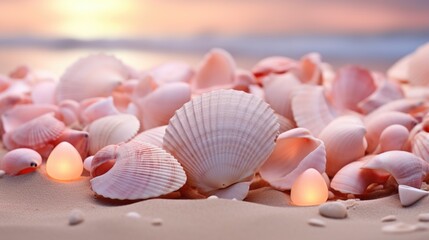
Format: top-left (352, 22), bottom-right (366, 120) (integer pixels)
top-left (1, 44), bottom-right (429, 203)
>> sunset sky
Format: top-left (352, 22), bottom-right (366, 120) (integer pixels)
top-left (1, 0), bottom-right (429, 38)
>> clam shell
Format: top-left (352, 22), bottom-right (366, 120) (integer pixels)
top-left (90, 144), bottom-right (119, 177)
top-left (1, 104), bottom-right (59, 133)
top-left (90, 141), bottom-right (187, 200)
top-left (319, 116), bottom-right (367, 177)
top-left (80, 97), bottom-right (120, 125)
top-left (87, 114), bottom-right (140, 155)
top-left (374, 124), bottom-right (409, 153)
top-left (408, 43), bottom-right (429, 86)
top-left (131, 125), bottom-right (167, 148)
top-left (0, 148), bottom-right (42, 175)
top-left (259, 128), bottom-right (326, 190)
top-left (163, 89), bottom-right (278, 198)
top-left (291, 85), bottom-right (336, 137)
top-left (56, 54), bottom-right (128, 102)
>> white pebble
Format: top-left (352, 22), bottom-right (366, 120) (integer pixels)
top-left (0, 170), bottom-right (5, 178)
top-left (126, 212), bottom-right (141, 219)
top-left (382, 222), bottom-right (417, 233)
top-left (232, 198), bottom-right (238, 201)
top-left (207, 195), bottom-right (218, 200)
top-left (151, 218), bottom-right (163, 226)
top-left (418, 213), bottom-right (429, 222)
top-left (381, 215), bottom-right (397, 222)
top-left (319, 202), bottom-right (348, 219)
top-left (308, 218), bottom-right (326, 227)
top-left (68, 209), bottom-right (84, 226)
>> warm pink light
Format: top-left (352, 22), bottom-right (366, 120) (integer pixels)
top-left (46, 142), bottom-right (83, 181)
top-left (290, 168), bottom-right (328, 206)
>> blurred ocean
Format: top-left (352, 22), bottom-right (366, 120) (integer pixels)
top-left (0, 33), bottom-right (428, 74)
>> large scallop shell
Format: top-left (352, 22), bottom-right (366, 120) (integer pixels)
top-left (1, 104), bottom-right (59, 133)
top-left (86, 114), bottom-right (140, 155)
top-left (56, 54), bottom-right (128, 102)
top-left (163, 89), bottom-right (279, 199)
top-left (0, 148), bottom-right (42, 175)
top-left (131, 125), bottom-right (167, 148)
top-left (90, 141), bottom-right (187, 200)
top-left (259, 128), bottom-right (326, 190)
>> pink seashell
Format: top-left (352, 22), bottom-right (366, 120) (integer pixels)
top-left (373, 125), bottom-right (409, 154)
top-left (90, 144), bottom-right (119, 177)
top-left (263, 72), bottom-right (301, 120)
top-left (87, 114), bottom-right (140, 155)
top-left (408, 43), bottom-right (429, 86)
top-left (163, 89), bottom-right (278, 199)
top-left (368, 98), bottom-right (424, 116)
top-left (132, 75), bottom-right (157, 100)
top-left (234, 69), bottom-right (257, 89)
top-left (0, 94), bottom-right (31, 116)
top-left (90, 141), bottom-right (187, 200)
top-left (291, 85), bottom-right (336, 137)
top-left (0, 148), bottom-right (42, 175)
top-left (136, 82), bottom-right (191, 130)
top-left (387, 53), bottom-right (411, 82)
top-left (0, 81), bottom-right (30, 98)
top-left (248, 84), bottom-right (264, 99)
top-left (364, 111), bottom-right (417, 153)
top-left (398, 185), bottom-right (429, 207)
top-left (0, 75), bottom-right (11, 91)
top-left (259, 128), bottom-right (326, 190)
top-left (330, 156), bottom-right (389, 195)
top-left (1, 104), bottom-right (59, 133)
top-left (362, 151), bottom-right (425, 188)
top-left (9, 65), bottom-right (30, 79)
top-left (275, 114), bottom-right (296, 133)
top-left (3, 113), bottom-right (65, 150)
top-left (131, 125), bottom-right (166, 148)
top-left (80, 97), bottom-right (120, 125)
top-left (149, 62), bottom-right (194, 85)
top-left (191, 48), bottom-right (235, 92)
top-left (57, 100), bottom-right (81, 127)
top-left (295, 52), bottom-right (323, 85)
top-left (319, 116), bottom-right (367, 177)
top-left (252, 56), bottom-right (297, 78)
top-left (206, 181), bottom-right (251, 200)
top-left (56, 54), bottom-right (128, 102)
top-left (31, 81), bottom-right (57, 105)
top-left (54, 129), bottom-right (89, 159)
top-left (411, 130), bottom-right (429, 164)
top-left (330, 65), bottom-right (376, 113)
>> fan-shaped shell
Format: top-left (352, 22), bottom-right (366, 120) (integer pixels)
top-left (408, 43), bottom-right (429, 86)
top-left (259, 128), bottom-right (326, 190)
top-left (131, 125), bottom-right (167, 148)
top-left (90, 141), bottom-right (187, 200)
top-left (56, 54), bottom-right (128, 102)
top-left (292, 85), bottom-right (336, 137)
top-left (1, 104), bottom-right (59, 133)
top-left (163, 89), bottom-right (279, 198)
top-left (275, 114), bottom-right (295, 133)
top-left (90, 144), bottom-right (119, 177)
top-left (87, 114), bottom-right (140, 155)
top-left (0, 148), bottom-right (42, 175)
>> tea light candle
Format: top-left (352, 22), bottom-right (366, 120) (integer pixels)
top-left (46, 142), bottom-right (83, 181)
top-left (290, 168), bottom-right (328, 206)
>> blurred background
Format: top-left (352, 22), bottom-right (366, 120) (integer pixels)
top-left (0, 0), bottom-right (428, 74)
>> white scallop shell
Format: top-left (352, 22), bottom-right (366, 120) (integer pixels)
top-left (90, 141), bottom-right (187, 200)
top-left (0, 148), bottom-right (42, 175)
top-left (87, 114), bottom-right (140, 155)
top-left (163, 89), bottom-right (279, 198)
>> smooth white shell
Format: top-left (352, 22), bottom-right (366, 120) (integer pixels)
top-left (0, 148), bottom-right (42, 175)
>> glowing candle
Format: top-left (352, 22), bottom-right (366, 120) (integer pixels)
top-left (290, 168), bottom-right (328, 206)
top-left (46, 142), bottom-right (83, 181)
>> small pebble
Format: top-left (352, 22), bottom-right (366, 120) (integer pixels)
top-left (207, 195), bottom-right (218, 200)
top-left (232, 198), bottom-right (238, 201)
top-left (0, 170), bottom-right (5, 178)
top-left (68, 209), bottom-right (84, 226)
top-left (319, 202), bottom-right (348, 219)
top-left (151, 218), bottom-right (163, 226)
top-left (308, 218), bottom-right (326, 227)
top-left (381, 215), bottom-right (397, 222)
top-left (382, 222), bottom-right (417, 233)
top-left (126, 212), bottom-right (141, 219)
top-left (418, 213), bottom-right (429, 222)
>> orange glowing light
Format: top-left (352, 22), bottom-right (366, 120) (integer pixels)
top-left (46, 142), bottom-right (83, 181)
top-left (290, 168), bottom-right (328, 206)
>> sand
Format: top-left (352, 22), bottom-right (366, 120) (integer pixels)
top-left (1, 167), bottom-right (428, 240)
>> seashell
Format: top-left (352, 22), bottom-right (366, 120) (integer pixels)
top-left (83, 156), bottom-right (93, 172)
top-left (149, 62), bottom-right (194, 85)
top-left (259, 128), bottom-right (326, 190)
top-left (54, 129), bottom-right (89, 159)
top-left (56, 54), bottom-right (128, 102)
top-left (318, 202), bottom-right (348, 219)
top-left (163, 89), bottom-right (278, 199)
top-left (0, 81), bottom-right (31, 99)
top-left (362, 151), bottom-right (425, 188)
top-left (131, 125), bottom-right (167, 148)
top-left (369, 98), bottom-right (424, 116)
top-left (364, 111), bottom-right (417, 153)
top-left (290, 168), bottom-right (329, 206)
top-left (206, 181), bottom-right (251, 200)
top-left (31, 81), bottom-right (57, 105)
top-left (0, 94), bottom-right (32, 116)
top-left (295, 52), bottom-right (323, 85)
top-left (319, 116), bottom-right (367, 177)
top-left (87, 114), bottom-right (140, 155)
top-left (234, 69), bottom-right (257, 90)
top-left (90, 144), bottom-right (119, 177)
top-left (373, 125), bottom-right (409, 154)
top-left (291, 85), bottom-right (336, 137)
top-left (398, 185), bottom-right (429, 207)
top-left (0, 148), bottom-right (42, 175)
top-left (80, 97), bottom-right (120, 125)
top-left (387, 53), bottom-right (411, 82)
top-left (330, 156), bottom-right (389, 195)
top-left (136, 82), bottom-right (191, 130)
top-left (408, 43), bottom-right (429, 86)
top-left (275, 114), bottom-right (295, 133)
top-left (57, 100), bottom-right (80, 127)
top-left (68, 209), bottom-right (84, 226)
top-left (1, 104), bottom-right (59, 133)
top-left (90, 141), bottom-right (187, 200)
top-left (330, 65), bottom-right (376, 112)
top-left (3, 113), bottom-right (65, 149)
top-left (191, 48), bottom-right (236, 92)
top-left (132, 75), bottom-right (157, 100)
top-left (411, 131), bottom-right (429, 163)
top-left (252, 56), bottom-right (297, 78)
top-left (263, 72), bottom-right (301, 120)
top-left (248, 84), bottom-right (264, 99)
top-left (9, 65), bottom-right (29, 79)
